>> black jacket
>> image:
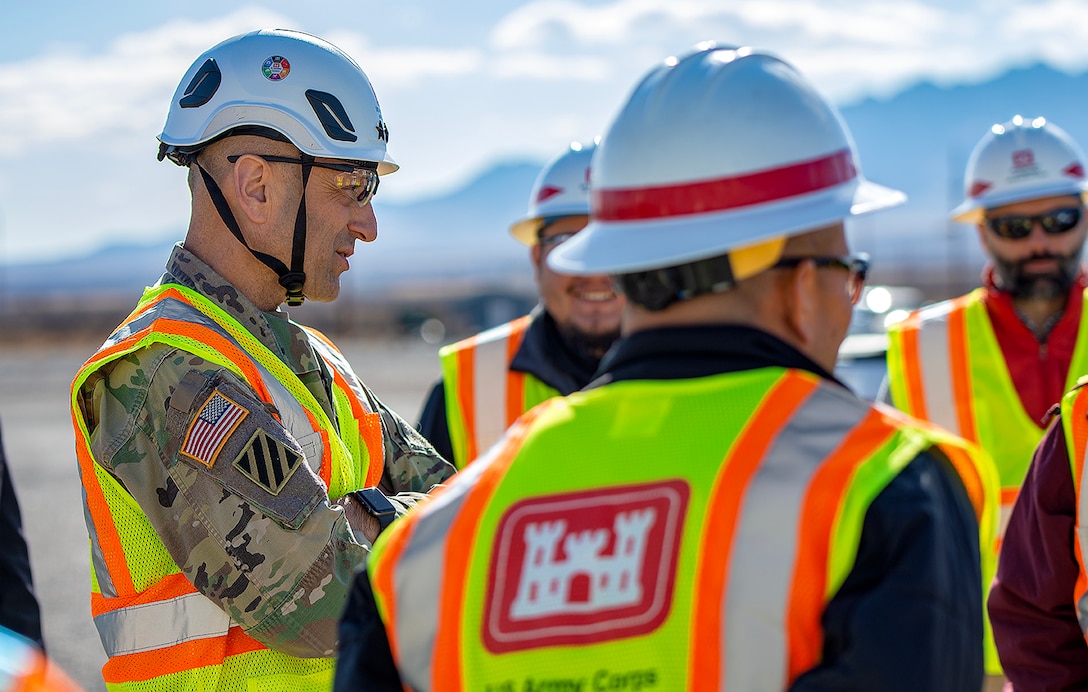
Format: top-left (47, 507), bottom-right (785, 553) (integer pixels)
top-left (0, 421), bottom-right (43, 647)
top-left (338, 325), bottom-right (983, 691)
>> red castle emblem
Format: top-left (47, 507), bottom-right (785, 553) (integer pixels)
top-left (483, 480), bottom-right (689, 653)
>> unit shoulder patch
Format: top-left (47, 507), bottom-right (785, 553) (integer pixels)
top-left (232, 429), bottom-right (303, 496)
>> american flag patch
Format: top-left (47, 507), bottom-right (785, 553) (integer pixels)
top-left (180, 392), bottom-right (249, 468)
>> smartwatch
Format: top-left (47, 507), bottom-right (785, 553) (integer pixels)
top-left (352, 487), bottom-right (398, 531)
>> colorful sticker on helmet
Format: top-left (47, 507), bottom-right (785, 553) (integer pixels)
top-left (482, 480), bottom-right (690, 654)
top-left (262, 56), bottom-right (291, 81)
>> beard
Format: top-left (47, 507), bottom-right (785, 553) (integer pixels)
top-left (557, 321), bottom-right (622, 361)
top-left (992, 250), bottom-right (1083, 300)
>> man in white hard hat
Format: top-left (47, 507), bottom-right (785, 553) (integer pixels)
top-left (965, 124), bottom-right (1088, 685)
top-left (334, 43), bottom-right (997, 691)
top-left (416, 141), bottom-right (624, 469)
top-left (69, 30), bottom-right (454, 690)
top-left (884, 116), bottom-right (1088, 685)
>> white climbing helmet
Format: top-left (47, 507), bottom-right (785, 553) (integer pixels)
top-left (157, 28), bottom-right (397, 174)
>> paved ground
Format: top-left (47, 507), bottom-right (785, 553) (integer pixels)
top-left (0, 336), bottom-right (443, 690)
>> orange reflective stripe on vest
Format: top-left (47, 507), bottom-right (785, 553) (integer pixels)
top-left (370, 368), bottom-right (989, 690)
top-left (440, 316), bottom-right (561, 468)
top-left (885, 288), bottom-right (1088, 543)
top-left (72, 285), bottom-right (377, 689)
top-left (1062, 386), bottom-right (1088, 635)
top-left (453, 316), bottom-right (531, 463)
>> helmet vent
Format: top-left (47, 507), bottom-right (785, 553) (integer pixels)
top-left (179, 59), bottom-right (222, 109)
top-left (305, 89), bottom-right (358, 142)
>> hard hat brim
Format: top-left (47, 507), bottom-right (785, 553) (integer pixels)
top-left (549, 178), bottom-right (905, 276)
top-left (950, 181), bottom-right (1088, 224)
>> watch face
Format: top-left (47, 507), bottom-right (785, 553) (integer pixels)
top-left (355, 488), bottom-right (397, 526)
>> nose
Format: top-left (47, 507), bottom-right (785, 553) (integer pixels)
top-left (1023, 219), bottom-right (1051, 250)
top-left (349, 204), bottom-right (378, 243)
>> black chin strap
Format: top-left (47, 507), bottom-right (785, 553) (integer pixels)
top-left (195, 153), bottom-right (312, 306)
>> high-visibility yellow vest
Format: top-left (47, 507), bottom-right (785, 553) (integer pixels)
top-left (370, 368), bottom-right (997, 691)
top-left (438, 315), bottom-right (560, 468)
top-left (886, 288), bottom-right (1088, 535)
top-left (70, 284), bottom-right (385, 691)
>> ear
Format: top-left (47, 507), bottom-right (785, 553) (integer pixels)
top-left (781, 260), bottom-right (821, 348)
top-left (530, 243), bottom-right (544, 284)
top-left (230, 154), bottom-right (273, 224)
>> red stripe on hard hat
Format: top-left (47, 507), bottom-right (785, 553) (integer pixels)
top-left (593, 149), bottom-right (856, 221)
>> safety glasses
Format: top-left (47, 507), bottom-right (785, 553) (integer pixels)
top-left (227, 154), bottom-right (381, 207)
top-left (772, 253), bottom-right (870, 305)
top-left (537, 231), bottom-right (579, 252)
top-left (985, 207), bottom-right (1082, 240)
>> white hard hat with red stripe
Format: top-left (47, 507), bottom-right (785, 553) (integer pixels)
top-left (950, 115), bottom-right (1088, 224)
top-left (549, 43), bottom-right (905, 277)
top-left (509, 141), bottom-right (595, 245)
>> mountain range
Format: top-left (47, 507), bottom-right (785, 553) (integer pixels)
top-left (5, 63), bottom-right (1088, 302)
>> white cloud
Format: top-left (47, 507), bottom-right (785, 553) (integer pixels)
top-left (491, 53), bottom-right (612, 80)
top-left (5, 0), bottom-right (1088, 264)
top-left (0, 9), bottom-right (295, 159)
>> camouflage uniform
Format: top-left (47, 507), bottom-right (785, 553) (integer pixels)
top-left (73, 244), bottom-right (455, 660)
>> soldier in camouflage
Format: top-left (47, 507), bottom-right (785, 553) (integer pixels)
top-left (69, 30), bottom-right (454, 691)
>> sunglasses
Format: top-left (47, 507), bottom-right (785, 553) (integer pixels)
top-left (985, 207), bottom-right (1082, 240)
top-left (772, 253), bottom-right (870, 305)
top-left (227, 154), bottom-right (380, 207)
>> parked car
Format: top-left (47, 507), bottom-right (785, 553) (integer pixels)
top-left (834, 285), bottom-right (923, 401)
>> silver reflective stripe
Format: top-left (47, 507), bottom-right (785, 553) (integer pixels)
top-left (724, 383), bottom-right (869, 691)
top-left (911, 302), bottom-right (961, 435)
top-left (95, 591), bottom-right (232, 656)
top-left (82, 483), bottom-right (117, 600)
top-left (471, 322), bottom-right (517, 456)
top-left (308, 336), bottom-right (377, 415)
top-left (392, 459), bottom-right (491, 691)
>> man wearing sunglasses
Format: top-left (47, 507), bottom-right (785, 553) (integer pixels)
top-left (415, 141), bottom-right (624, 469)
top-left (970, 123), bottom-right (1088, 686)
top-left (335, 44), bottom-right (995, 692)
top-left (68, 30), bottom-right (454, 691)
top-left (885, 115), bottom-right (1088, 687)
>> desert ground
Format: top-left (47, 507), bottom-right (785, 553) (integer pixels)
top-left (0, 335), bottom-right (444, 690)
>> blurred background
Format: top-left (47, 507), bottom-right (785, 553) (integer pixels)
top-left (5, 0), bottom-right (1088, 688)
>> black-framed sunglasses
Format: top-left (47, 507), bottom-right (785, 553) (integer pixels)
top-left (226, 154), bottom-right (380, 207)
top-left (985, 207), bottom-right (1082, 240)
top-left (772, 253), bottom-right (870, 305)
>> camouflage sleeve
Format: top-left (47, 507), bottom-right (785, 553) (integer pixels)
top-left (83, 344), bottom-right (369, 658)
top-left (355, 384), bottom-right (456, 496)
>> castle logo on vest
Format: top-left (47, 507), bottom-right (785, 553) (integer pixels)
top-left (483, 480), bottom-right (689, 653)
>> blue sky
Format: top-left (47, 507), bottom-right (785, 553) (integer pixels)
top-left (4, 0), bottom-right (1088, 264)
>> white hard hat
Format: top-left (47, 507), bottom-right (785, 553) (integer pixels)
top-left (950, 115), bottom-right (1088, 223)
top-left (509, 141), bottom-right (595, 245)
top-left (157, 29), bottom-right (397, 174)
top-left (549, 43), bottom-right (905, 277)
